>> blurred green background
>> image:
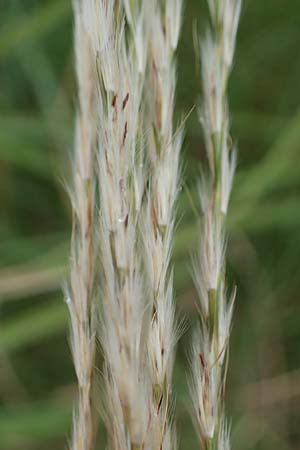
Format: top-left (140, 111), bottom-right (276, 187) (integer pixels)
top-left (1, 0), bottom-right (300, 449)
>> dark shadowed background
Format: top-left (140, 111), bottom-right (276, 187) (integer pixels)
top-left (1, 1), bottom-right (300, 449)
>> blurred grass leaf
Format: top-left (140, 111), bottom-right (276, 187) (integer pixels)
top-left (0, 1), bottom-right (70, 61)
top-left (0, 300), bottom-right (67, 353)
top-left (0, 400), bottom-right (71, 447)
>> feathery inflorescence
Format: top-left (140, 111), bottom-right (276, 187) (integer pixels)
top-left (84, 1), bottom-right (151, 449)
top-left (140, 1), bottom-right (183, 448)
top-left (67, 1), bottom-right (97, 449)
top-left (189, 1), bottom-right (241, 449)
top-left (68, 0), bottom-right (184, 447)
top-left (69, 0), bottom-right (182, 448)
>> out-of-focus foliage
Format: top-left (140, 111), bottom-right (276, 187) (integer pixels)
top-left (0, 1), bottom-right (300, 449)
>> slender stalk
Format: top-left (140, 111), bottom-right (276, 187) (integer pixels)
top-left (66, 1), bottom-right (97, 449)
top-left (189, 1), bottom-right (241, 449)
top-left (141, 1), bottom-right (183, 448)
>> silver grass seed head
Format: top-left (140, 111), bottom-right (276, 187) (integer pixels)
top-left (207, 0), bottom-right (242, 69)
top-left (166, 0), bottom-right (183, 51)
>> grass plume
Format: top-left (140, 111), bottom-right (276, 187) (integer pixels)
top-left (189, 1), bottom-right (242, 449)
top-left (66, 1), bottom-right (98, 449)
top-left (141, 1), bottom-right (183, 448)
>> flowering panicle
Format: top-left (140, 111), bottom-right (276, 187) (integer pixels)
top-left (138, 1), bottom-right (183, 448)
top-left (83, 1), bottom-right (151, 449)
top-left (67, 1), bottom-right (97, 449)
top-left (67, 1), bottom-right (245, 449)
top-left (189, 1), bottom-right (241, 449)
